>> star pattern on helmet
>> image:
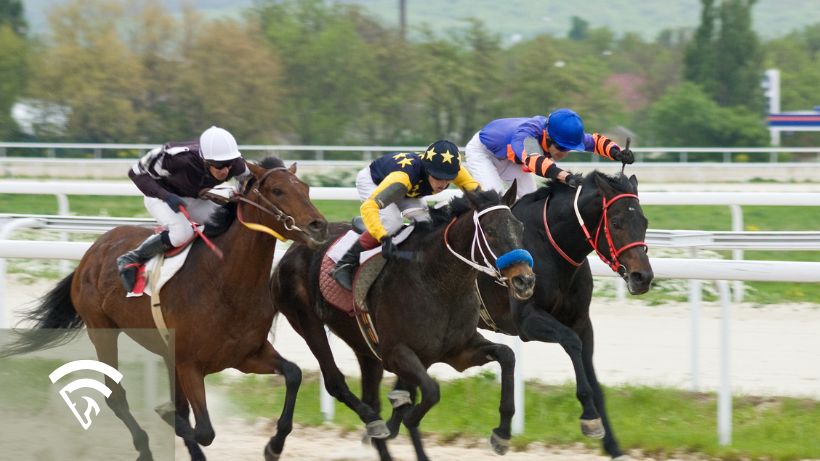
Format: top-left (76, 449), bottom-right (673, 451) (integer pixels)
top-left (440, 150), bottom-right (455, 164)
top-left (397, 158), bottom-right (413, 168)
top-left (424, 148), bottom-right (438, 161)
top-left (392, 152), bottom-right (408, 160)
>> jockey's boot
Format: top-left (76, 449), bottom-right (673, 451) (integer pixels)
top-left (330, 241), bottom-right (365, 291)
top-left (116, 232), bottom-right (173, 293)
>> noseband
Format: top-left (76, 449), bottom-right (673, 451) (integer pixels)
top-left (444, 204), bottom-right (534, 286)
top-left (234, 167), bottom-right (305, 241)
top-left (543, 185), bottom-right (647, 273)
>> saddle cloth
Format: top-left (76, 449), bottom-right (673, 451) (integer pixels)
top-left (319, 224), bottom-right (415, 314)
top-left (126, 230), bottom-right (201, 298)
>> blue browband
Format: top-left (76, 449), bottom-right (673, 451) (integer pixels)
top-left (495, 249), bottom-right (534, 271)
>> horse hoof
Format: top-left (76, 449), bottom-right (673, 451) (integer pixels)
top-left (387, 390), bottom-right (412, 409)
top-left (366, 419), bottom-right (390, 439)
top-left (154, 401), bottom-right (175, 427)
top-left (580, 418), bottom-right (606, 439)
top-left (264, 443), bottom-right (281, 461)
top-left (489, 430), bottom-right (510, 455)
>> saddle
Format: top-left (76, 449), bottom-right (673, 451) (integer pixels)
top-left (128, 229), bottom-right (200, 298)
top-left (318, 223), bottom-right (415, 359)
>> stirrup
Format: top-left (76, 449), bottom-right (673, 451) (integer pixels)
top-left (331, 263), bottom-right (355, 290)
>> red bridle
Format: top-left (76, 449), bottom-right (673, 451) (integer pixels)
top-left (542, 186), bottom-right (647, 273)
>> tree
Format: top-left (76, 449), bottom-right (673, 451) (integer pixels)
top-left (0, 24), bottom-right (26, 138)
top-left (684, 0), bottom-right (763, 112)
top-left (568, 16), bottom-right (589, 41)
top-left (25, 0), bottom-right (144, 142)
top-left (254, 0), bottom-right (378, 144)
top-left (0, 0), bottom-right (26, 37)
top-left (646, 82), bottom-right (768, 147)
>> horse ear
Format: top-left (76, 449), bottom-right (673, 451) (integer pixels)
top-left (464, 189), bottom-right (480, 208)
top-left (502, 180), bottom-right (517, 207)
top-left (288, 162), bottom-right (298, 174)
top-left (247, 162), bottom-right (264, 177)
top-left (592, 172), bottom-right (613, 196)
top-left (629, 174), bottom-right (639, 192)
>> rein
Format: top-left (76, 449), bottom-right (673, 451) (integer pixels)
top-left (232, 167), bottom-right (305, 242)
top-left (443, 204), bottom-right (533, 286)
top-left (543, 184), bottom-right (647, 273)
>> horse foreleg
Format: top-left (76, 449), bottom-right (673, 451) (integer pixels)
top-left (88, 329), bottom-right (153, 461)
top-left (383, 343), bottom-right (439, 461)
top-left (578, 326), bottom-right (628, 460)
top-left (176, 363), bottom-right (215, 447)
top-left (385, 378), bottom-right (416, 439)
top-left (236, 342), bottom-right (301, 461)
top-left (515, 304), bottom-right (603, 438)
top-left (445, 334), bottom-right (516, 455)
top-left (356, 353), bottom-right (394, 461)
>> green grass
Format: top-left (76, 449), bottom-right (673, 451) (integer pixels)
top-left (2, 195), bottom-right (817, 304)
top-left (212, 372), bottom-right (820, 460)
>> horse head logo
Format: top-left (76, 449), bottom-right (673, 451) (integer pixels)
top-left (49, 360), bottom-right (123, 430)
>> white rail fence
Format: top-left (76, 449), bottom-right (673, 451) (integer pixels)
top-left (1, 187), bottom-right (819, 446)
top-left (2, 142), bottom-right (820, 162)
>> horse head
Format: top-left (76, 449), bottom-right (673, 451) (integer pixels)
top-left (240, 158), bottom-right (328, 248)
top-left (576, 172), bottom-right (653, 294)
top-left (460, 182), bottom-right (536, 300)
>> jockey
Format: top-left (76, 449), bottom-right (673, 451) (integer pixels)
top-left (330, 140), bottom-right (481, 290)
top-left (116, 126), bottom-right (250, 293)
top-left (464, 108), bottom-right (634, 198)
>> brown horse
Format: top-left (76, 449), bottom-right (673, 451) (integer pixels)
top-left (1, 157), bottom-right (328, 461)
top-left (271, 186), bottom-right (536, 461)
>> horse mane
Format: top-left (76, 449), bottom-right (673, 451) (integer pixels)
top-left (517, 170), bottom-right (635, 206)
top-left (203, 156), bottom-right (285, 237)
top-left (427, 189), bottom-right (503, 228)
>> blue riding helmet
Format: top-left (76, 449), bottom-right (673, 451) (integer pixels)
top-left (546, 108), bottom-right (585, 151)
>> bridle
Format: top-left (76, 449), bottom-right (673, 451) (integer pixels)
top-left (233, 167), bottom-right (306, 242)
top-left (444, 204), bottom-right (533, 286)
top-left (543, 184), bottom-right (647, 274)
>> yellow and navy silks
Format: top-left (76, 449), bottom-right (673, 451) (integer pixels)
top-left (478, 116), bottom-right (620, 178)
top-left (361, 151), bottom-right (480, 242)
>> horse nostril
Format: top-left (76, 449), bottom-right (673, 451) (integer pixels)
top-left (630, 270), bottom-right (654, 285)
top-left (309, 220), bottom-right (327, 233)
top-left (513, 274), bottom-right (535, 291)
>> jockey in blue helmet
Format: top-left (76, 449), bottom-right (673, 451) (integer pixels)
top-left (464, 108), bottom-right (634, 198)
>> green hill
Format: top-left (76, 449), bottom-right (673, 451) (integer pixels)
top-left (22, 0), bottom-right (820, 43)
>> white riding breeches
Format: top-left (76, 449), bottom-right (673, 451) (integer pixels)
top-left (144, 196), bottom-right (220, 247)
top-left (356, 167), bottom-right (428, 236)
top-left (464, 131), bottom-right (536, 199)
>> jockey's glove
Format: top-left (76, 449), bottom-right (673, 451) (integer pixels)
top-left (612, 146), bottom-right (635, 164)
top-left (564, 173), bottom-right (583, 189)
top-left (164, 193), bottom-right (185, 213)
top-left (380, 236), bottom-right (397, 259)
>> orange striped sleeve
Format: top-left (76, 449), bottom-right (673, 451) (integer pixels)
top-left (591, 133), bottom-right (616, 159)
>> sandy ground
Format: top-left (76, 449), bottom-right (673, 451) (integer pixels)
top-left (4, 277), bottom-right (820, 460)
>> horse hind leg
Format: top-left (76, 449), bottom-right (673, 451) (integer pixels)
top-left (88, 329), bottom-right (153, 461)
top-left (235, 342), bottom-right (302, 461)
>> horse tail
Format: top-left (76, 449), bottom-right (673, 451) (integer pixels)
top-left (0, 272), bottom-right (84, 358)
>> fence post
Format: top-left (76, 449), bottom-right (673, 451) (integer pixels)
top-left (717, 280), bottom-right (733, 446)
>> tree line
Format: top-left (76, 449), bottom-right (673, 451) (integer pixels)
top-left (1, 0), bottom-right (818, 148)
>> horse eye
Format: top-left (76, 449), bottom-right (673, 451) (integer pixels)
top-left (610, 218), bottom-right (621, 229)
top-left (271, 188), bottom-right (283, 196)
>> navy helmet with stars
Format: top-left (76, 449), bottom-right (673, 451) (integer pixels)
top-left (420, 140), bottom-right (460, 180)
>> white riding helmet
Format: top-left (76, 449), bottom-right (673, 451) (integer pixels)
top-left (199, 126), bottom-right (242, 161)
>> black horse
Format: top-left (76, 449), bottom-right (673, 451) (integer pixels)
top-left (367, 171), bottom-right (652, 460)
top-left (469, 171), bottom-right (653, 460)
top-left (271, 186), bottom-right (536, 461)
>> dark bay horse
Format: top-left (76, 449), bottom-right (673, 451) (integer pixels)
top-left (1, 158), bottom-right (328, 461)
top-left (271, 186), bottom-right (536, 461)
top-left (471, 171), bottom-right (653, 460)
